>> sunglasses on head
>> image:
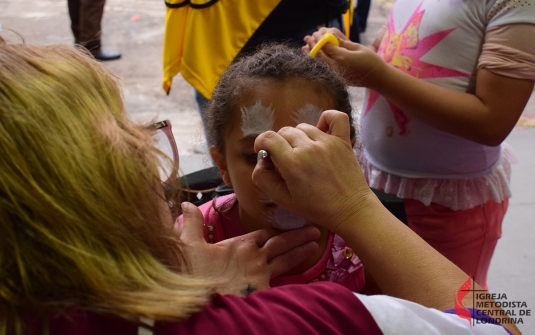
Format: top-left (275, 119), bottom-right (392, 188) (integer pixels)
top-left (150, 120), bottom-right (179, 185)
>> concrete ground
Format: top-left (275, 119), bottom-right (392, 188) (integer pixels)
top-left (1, 0), bottom-right (534, 332)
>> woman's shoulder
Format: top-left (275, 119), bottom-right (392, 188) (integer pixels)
top-left (24, 307), bottom-right (138, 335)
top-left (155, 282), bottom-right (382, 335)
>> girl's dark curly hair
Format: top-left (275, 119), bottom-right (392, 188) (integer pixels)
top-left (205, 43), bottom-right (355, 153)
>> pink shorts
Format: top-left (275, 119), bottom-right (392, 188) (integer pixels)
top-left (404, 198), bottom-right (508, 289)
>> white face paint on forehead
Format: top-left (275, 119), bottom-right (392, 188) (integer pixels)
top-left (240, 101), bottom-right (275, 137)
top-left (240, 102), bottom-right (323, 137)
top-left (292, 104), bottom-right (323, 126)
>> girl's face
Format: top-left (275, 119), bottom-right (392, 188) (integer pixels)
top-left (211, 78), bottom-right (336, 233)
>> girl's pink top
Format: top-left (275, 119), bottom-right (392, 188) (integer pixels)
top-left (178, 194), bottom-right (366, 293)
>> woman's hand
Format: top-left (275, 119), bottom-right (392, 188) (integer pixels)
top-left (303, 27), bottom-right (388, 88)
top-left (249, 98), bottom-right (524, 335)
top-left (252, 110), bottom-right (374, 234)
top-left (177, 202), bottom-right (320, 296)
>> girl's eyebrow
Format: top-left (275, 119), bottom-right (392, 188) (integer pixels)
top-left (239, 102), bottom-right (323, 140)
top-left (240, 101), bottom-right (274, 137)
top-left (292, 104), bottom-right (323, 126)
top-left (239, 134), bottom-right (259, 141)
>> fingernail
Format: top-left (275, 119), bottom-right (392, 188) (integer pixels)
top-left (181, 202), bottom-right (190, 212)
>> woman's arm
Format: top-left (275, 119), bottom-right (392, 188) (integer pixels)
top-left (304, 28), bottom-right (534, 146)
top-left (252, 110), bottom-right (521, 334)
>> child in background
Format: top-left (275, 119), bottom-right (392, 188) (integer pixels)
top-left (179, 44), bottom-right (368, 292)
top-left (303, 1), bottom-right (535, 288)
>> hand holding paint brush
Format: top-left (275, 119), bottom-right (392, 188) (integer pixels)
top-left (253, 110), bottom-right (359, 231)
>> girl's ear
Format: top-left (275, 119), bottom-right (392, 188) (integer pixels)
top-left (210, 146), bottom-right (232, 186)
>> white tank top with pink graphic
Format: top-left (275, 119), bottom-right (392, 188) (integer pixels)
top-left (360, 0), bottom-right (535, 210)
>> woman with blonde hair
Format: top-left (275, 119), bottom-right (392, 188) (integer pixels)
top-left (0, 40), bottom-right (321, 334)
top-left (0, 40), bottom-right (207, 324)
top-left (0, 39), bottom-right (521, 335)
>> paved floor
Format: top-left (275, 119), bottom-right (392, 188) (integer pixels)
top-left (1, 0), bottom-right (534, 332)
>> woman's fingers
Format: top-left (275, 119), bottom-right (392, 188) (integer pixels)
top-left (252, 131), bottom-right (294, 205)
top-left (251, 162), bottom-right (289, 209)
top-left (316, 110), bottom-right (352, 144)
top-left (243, 226), bottom-right (321, 278)
top-left (173, 222), bottom-right (182, 236)
top-left (253, 130), bottom-right (292, 158)
top-left (179, 202), bottom-right (205, 243)
top-left (243, 227), bottom-right (278, 247)
top-left (262, 226), bottom-right (321, 260)
top-left (268, 241), bottom-right (319, 278)
top-left (277, 126), bottom-right (312, 148)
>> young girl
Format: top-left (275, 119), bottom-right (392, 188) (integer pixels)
top-left (179, 44), bottom-right (368, 292)
top-left (303, 1), bottom-right (535, 288)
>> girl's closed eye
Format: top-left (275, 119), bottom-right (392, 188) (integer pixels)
top-left (242, 152), bottom-right (258, 163)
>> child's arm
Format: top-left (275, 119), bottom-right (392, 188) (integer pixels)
top-left (364, 60), bottom-right (532, 146)
top-left (305, 28), bottom-right (534, 146)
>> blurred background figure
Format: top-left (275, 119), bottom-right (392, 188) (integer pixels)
top-left (162, 0), bottom-right (349, 150)
top-left (67, 0), bottom-right (121, 61)
top-left (349, 0), bottom-right (371, 43)
top-left (356, 0), bottom-right (371, 33)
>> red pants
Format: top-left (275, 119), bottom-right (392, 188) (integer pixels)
top-left (67, 0), bottom-right (106, 52)
top-left (404, 198), bottom-right (508, 289)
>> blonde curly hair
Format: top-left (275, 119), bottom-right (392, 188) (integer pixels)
top-left (0, 41), bottom-right (211, 335)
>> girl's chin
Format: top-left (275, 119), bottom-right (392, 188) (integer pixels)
top-left (268, 207), bottom-right (308, 231)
